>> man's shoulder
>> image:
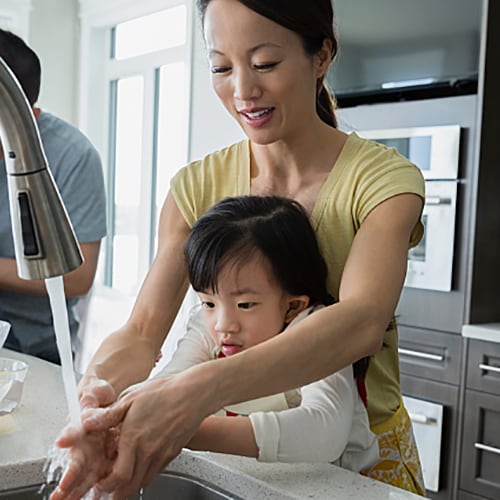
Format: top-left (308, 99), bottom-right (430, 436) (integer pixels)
top-left (37, 111), bottom-right (96, 152)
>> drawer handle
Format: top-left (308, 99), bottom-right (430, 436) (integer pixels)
top-left (474, 442), bottom-right (500, 455)
top-left (398, 348), bottom-right (444, 362)
top-left (479, 363), bottom-right (500, 374)
top-left (408, 412), bottom-right (437, 425)
top-left (425, 196), bottom-right (452, 206)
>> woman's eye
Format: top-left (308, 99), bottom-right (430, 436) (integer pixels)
top-left (254, 62), bottom-right (278, 71)
top-left (211, 66), bottom-right (231, 74)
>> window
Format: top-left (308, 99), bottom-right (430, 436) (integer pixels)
top-left (79, 0), bottom-right (192, 296)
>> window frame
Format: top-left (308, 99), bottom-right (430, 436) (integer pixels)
top-left (78, 0), bottom-right (193, 293)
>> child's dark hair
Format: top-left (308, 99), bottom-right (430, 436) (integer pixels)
top-left (185, 195), bottom-right (369, 380)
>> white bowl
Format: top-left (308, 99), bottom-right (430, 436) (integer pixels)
top-left (0, 357), bottom-right (29, 415)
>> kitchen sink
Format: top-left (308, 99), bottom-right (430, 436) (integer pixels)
top-left (0, 471), bottom-right (242, 499)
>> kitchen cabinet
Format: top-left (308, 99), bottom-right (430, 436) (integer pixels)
top-left (398, 325), bottom-right (463, 500)
top-left (458, 339), bottom-right (500, 500)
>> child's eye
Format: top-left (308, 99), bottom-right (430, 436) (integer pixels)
top-left (202, 301), bottom-right (215, 309)
top-left (238, 302), bottom-right (256, 310)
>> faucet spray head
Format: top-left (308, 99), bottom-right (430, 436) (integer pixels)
top-left (0, 56), bottom-right (83, 280)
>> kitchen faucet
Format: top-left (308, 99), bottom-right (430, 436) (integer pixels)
top-left (0, 56), bottom-right (82, 280)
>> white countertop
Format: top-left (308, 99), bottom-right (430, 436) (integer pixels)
top-left (462, 323), bottom-right (500, 343)
top-left (0, 348), bottom-right (423, 499)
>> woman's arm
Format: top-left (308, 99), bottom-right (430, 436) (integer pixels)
top-left (214, 192), bottom-right (423, 400)
top-left (79, 192), bottom-right (191, 399)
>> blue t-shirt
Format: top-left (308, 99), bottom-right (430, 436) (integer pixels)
top-left (0, 111), bottom-right (107, 356)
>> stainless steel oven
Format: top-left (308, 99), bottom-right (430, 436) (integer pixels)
top-left (359, 125), bottom-right (461, 291)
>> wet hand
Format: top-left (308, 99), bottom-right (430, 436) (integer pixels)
top-left (84, 369), bottom-right (215, 499)
top-left (50, 422), bottom-right (118, 500)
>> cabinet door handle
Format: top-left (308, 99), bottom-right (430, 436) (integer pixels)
top-left (479, 363), bottom-right (500, 374)
top-left (408, 412), bottom-right (437, 425)
top-left (425, 196), bottom-right (452, 205)
top-left (398, 348), bottom-right (444, 362)
top-left (474, 442), bottom-right (500, 455)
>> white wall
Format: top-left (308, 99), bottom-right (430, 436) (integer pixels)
top-left (29, 0), bottom-right (79, 124)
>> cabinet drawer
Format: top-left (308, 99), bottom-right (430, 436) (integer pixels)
top-left (460, 390), bottom-right (500, 499)
top-left (466, 339), bottom-right (500, 396)
top-left (398, 325), bottom-right (463, 384)
top-left (457, 492), bottom-right (487, 500)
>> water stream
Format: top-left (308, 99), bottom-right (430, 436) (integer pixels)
top-left (45, 276), bottom-right (81, 427)
top-left (44, 276), bottom-right (112, 499)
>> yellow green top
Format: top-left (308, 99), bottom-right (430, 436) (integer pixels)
top-left (171, 132), bottom-right (425, 426)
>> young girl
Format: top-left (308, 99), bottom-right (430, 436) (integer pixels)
top-left (154, 195), bottom-right (377, 468)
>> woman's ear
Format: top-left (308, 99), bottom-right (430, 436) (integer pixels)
top-left (314, 38), bottom-right (334, 78)
top-left (284, 295), bottom-right (310, 324)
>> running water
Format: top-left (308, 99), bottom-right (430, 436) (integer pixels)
top-left (43, 276), bottom-right (112, 500)
top-left (45, 276), bottom-right (81, 427)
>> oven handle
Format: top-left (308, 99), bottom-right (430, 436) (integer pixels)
top-left (398, 348), bottom-right (444, 362)
top-left (425, 196), bottom-right (452, 205)
top-left (408, 412), bottom-right (438, 425)
top-left (479, 363), bottom-right (500, 374)
top-left (474, 442), bottom-right (500, 456)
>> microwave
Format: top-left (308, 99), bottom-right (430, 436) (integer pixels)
top-left (358, 125), bottom-right (461, 292)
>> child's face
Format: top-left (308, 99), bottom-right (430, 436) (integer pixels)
top-left (198, 253), bottom-right (308, 356)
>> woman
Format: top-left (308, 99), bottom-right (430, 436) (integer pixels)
top-left (56, 0), bottom-right (425, 497)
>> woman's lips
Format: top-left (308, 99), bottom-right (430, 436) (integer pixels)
top-left (221, 344), bottom-right (242, 356)
top-left (239, 107), bottom-right (275, 127)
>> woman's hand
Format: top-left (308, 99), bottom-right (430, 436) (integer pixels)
top-left (84, 366), bottom-right (219, 499)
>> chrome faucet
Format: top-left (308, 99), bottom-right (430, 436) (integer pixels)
top-left (0, 56), bottom-right (82, 279)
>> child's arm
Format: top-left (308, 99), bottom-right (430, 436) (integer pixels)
top-left (185, 365), bottom-right (377, 468)
top-left (248, 364), bottom-right (358, 463)
top-left (187, 415), bottom-right (259, 457)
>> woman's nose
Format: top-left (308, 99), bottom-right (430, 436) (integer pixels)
top-left (232, 68), bottom-right (261, 102)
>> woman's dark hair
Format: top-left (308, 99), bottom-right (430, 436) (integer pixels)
top-left (185, 195), bottom-right (369, 379)
top-left (196, 0), bottom-right (338, 128)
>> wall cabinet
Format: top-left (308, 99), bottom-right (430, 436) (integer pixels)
top-left (459, 339), bottom-right (500, 500)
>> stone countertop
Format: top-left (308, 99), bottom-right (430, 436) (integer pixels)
top-left (462, 323), bottom-right (500, 343)
top-left (0, 348), bottom-right (423, 499)
top-left (0, 348), bottom-right (67, 491)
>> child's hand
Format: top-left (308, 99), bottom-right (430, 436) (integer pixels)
top-left (50, 412), bottom-right (119, 500)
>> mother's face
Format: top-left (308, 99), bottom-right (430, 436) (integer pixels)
top-left (203, 0), bottom-right (329, 146)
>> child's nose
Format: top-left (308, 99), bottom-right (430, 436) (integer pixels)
top-left (215, 310), bottom-right (239, 334)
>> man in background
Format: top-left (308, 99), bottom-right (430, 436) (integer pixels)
top-left (0, 28), bottom-right (107, 364)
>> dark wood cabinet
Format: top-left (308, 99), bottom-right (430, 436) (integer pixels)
top-left (398, 325), bottom-right (462, 384)
top-left (398, 326), bottom-right (464, 499)
top-left (458, 340), bottom-right (500, 500)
